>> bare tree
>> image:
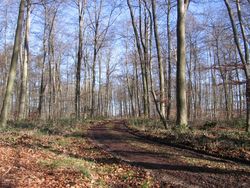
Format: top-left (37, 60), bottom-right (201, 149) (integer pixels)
top-left (75, 0), bottom-right (86, 119)
top-left (127, 0), bottom-right (150, 117)
top-left (224, 0), bottom-right (250, 131)
top-left (176, 0), bottom-right (190, 126)
top-left (18, 0), bottom-right (31, 120)
top-left (0, 0), bottom-right (25, 127)
top-left (38, 2), bottom-right (48, 118)
top-left (166, 0), bottom-right (173, 121)
top-left (151, 0), bottom-right (166, 121)
top-left (88, 0), bottom-right (119, 117)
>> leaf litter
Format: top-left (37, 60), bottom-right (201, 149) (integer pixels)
top-left (0, 121), bottom-right (157, 188)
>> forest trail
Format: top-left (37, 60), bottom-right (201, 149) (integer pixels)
top-left (89, 120), bottom-right (250, 187)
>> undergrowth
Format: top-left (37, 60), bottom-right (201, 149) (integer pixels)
top-left (1, 118), bottom-right (90, 135)
top-left (127, 117), bottom-right (250, 160)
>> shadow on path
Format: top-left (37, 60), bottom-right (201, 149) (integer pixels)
top-left (88, 121), bottom-right (250, 187)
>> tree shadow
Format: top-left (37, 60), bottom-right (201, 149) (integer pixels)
top-left (13, 130), bottom-right (250, 179)
top-left (126, 161), bottom-right (250, 176)
top-left (88, 124), bottom-right (250, 178)
top-left (126, 126), bottom-right (250, 165)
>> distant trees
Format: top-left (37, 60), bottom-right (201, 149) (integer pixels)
top-left (0, 0), bottom-right (249, 131)
top-left (124, 0), bottom-right (249, 130)
top-left (127, 0), bottom-right (169, 126)
top-left (224, 0), bottom-right (250, 131)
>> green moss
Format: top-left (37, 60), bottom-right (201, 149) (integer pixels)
top-left (121, 170), bottom-right (135, 180)
top-left (141, 180), bottom-right (152, 188)
top-left (38, 156), bottom-right (90, 178)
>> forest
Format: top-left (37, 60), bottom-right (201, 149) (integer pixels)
top-left (0, 0), bottom-right (250, 187)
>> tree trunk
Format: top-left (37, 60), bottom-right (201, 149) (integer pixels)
top-left (91, 45), bottom-right (97, 117)
top-left (0, 0), bottom-right (25, 128)
top-left (151, 0), bottom-right (166, 120)
top-left (38, 5), bottom-right (49, 118)
top-left (91, 1), bottom-right (101, 118)
top-left (75, 0), bottom-right (85, 120)
top-left (98, 55), bottom-right (102, 116)
top-left (105, 52), bottom-right (111, 117)
top-left (187, 42), bottom-right (193, 120)
top-left (18, 0), bottom-right (31, 120)
top-left (176, 0), bottom-right (189, 126)
top-left (210, 48), bottom-right (217, 119)
top-left (48, 29), bottom-right (55, 120)
top-left (134, 52), bottom-right (141, 117)
top-left (235, 0), bottom-right (250, 131)
top-left (166, 0), bottom-right (172, 120)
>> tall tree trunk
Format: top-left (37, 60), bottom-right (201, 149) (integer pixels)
top-left (139, 2), bottom-right (150, 117)
top-left (235, 52), bottom-right (242, 116)
top-left (176, 0), bottom-right (189, 126)
top-left (3, 6), bottom-right (9, 92)
top-left (38, 4), bottom-right (48, 118)
top-left (134, 52), bottom-right (141, 117)
top-left (210, 48), bottom-right (217, 119)
top-left (125, 40), bottom-right (135, 116)
top-left (0, 0), bottom-right (25, 128)
top-left (47, 8), bottom-right (57, 120)
top-left (187, 42), bottom-right (193, 120)
top-left (166, 0), bottom-right (172, 120)
top-left (48, 29), bottom-right (55, 120)
top-left (91, 0), bottom-right (101, 118)
top-left (151, 0), bottom-right (166, 120)
top-left (91, 44), bottom-right (97, 117)
top-left (98, 55), bottom-right (102, 115)
top-left (75, 0), bottom-right (85, 119)
top-left (18, 0), bottom-right (31, 120)
top-left (235, 0), bottom-right (250, 130)
top-left (105, 52), bottom-right (111, 117)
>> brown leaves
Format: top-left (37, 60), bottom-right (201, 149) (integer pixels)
top-left (0, 123), bottom-right (156, 187)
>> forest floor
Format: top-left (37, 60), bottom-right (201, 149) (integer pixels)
top-left (0, 119), bottom-right (250, 187)
top-left (0, 119), bottom-right (155, 187)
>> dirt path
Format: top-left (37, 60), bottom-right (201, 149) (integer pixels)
top-left (89, 120), bottom-right (250, 188)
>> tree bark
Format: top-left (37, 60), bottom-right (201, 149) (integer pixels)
top-left (176, 0), bottom-right (189, 126)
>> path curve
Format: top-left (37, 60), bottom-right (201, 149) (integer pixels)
top-left (89, 120), bottom-right (250, 187)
